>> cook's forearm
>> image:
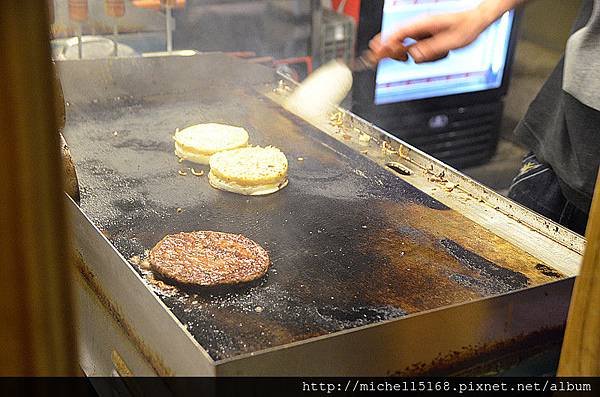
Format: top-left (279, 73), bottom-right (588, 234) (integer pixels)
top-left (478, 0), bottom-right (528, 26)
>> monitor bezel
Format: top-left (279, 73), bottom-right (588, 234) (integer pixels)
top-left (353, 0), bottom-right (522, 117)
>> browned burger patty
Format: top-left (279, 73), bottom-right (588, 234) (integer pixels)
top-left (149, 231), bottom-right (270, 286)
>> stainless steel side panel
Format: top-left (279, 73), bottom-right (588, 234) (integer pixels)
top-left (76, 270), bottom-right (158, 376)
top-left (216, 278), bottom-right (573, 376)
top-left (67, 196), bottom-right (216, 375)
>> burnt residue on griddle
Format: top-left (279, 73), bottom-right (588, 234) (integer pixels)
top-left (113, 138), bottom-right (173, 153)
top-left (316, 305), bottom-right (407, 328)
top-left (447, 274), bottom-right (507, 296)
top-left (112, 197), bottom-right (147, 213)
top-left (396, 225), bottom-right (430, 243)
top-left (534, 263), bottom-right (563, 279)
top-left (440, 239), bottom-right (530, 293)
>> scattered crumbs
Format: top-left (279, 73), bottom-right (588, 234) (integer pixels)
top-left (192, 300), bottom-right (198, 305)
top-left (139, 259), bottom-right (151, 270)
top-left (254, 306), bottom-right (263, 313)
top-left (178, 169), bottom-right (188, 176)
top-left (358, 133), bottom-right (371, 145)
top-left (444, 182), bottom-right (458, 192)
top-left (178, 157), bottom-right (184, 163)
top-left (129, 255), bottom-right (140, 265)
top-left (381, 141), bottom-right (397, 155)
top-left (191, 168), bottom-right (204, 177)
top-left (113, 131), bottom-right (118, 137)
top-left (329, 111), bottom-right (343, 127)
top-left (176, 207), bottom-right (183, 213)
top-left (297, 157), bottom-right (304, 161)
top-left (145, 272), bottom-right (178, 293)
top-left (361, 225), bottom-right (367, 229)
top-left (274, 80), bottom-right (292, 94)
top-left (144, 249), bottom-right (150, 256)
top-left (535, 263), bottom-right (563, 278)
top-left (398, 144), bottom-right (410, 158)
top-left (428, 176), bottom-right (445, 183)
top-left (175, 127), bottom-right (180, 133)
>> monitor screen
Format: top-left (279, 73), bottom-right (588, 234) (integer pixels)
top-left (375, 0), bottom-right (515, 105)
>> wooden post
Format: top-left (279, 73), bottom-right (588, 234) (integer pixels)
top-left (558, 174), bottom-right (600, 376)
top-left (0, 1), bottom-right (78, 375)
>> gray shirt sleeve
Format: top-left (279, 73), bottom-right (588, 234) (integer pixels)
top-left (564, 0), bottom-right (600, 111)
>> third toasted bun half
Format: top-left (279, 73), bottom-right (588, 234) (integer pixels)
top-left (174, 123), bottom-right (249, 164)
top-left (208, 146), bottom-right (288, 196)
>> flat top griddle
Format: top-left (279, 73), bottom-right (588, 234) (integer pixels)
top-left (60, 54), bottom-right (562, 361)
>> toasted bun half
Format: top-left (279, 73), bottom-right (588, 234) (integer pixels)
top-left (208, 172), bottom-right (288, 196)
top-left (174, 123), bottom-right (249, 164)
top-left (208, 146), bottom-right (288, 195)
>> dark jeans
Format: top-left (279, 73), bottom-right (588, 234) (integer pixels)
top-left (508, 152), bottom-right (589, 236)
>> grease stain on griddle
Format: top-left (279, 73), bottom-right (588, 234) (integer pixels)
top-left (113, 138), bottom-right (172, 153)
top-left (316, 305), bottom-right (407, 328)
top-left (112, 197), bottom-right (146, 213)
top-left (534, 263), bottom-right (563, 279)
top-left (439, 239), bottom-right (530, 293)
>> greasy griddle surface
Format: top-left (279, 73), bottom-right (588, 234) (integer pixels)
top-left (60, 55), bottom-right (561, 361)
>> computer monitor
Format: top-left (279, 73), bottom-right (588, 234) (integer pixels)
top-left (352, 0), bottom-right (520, 168)
top-left (375, 0), bottom-right (515, 105)
top-left (354, 0), bottom-right (520, 113)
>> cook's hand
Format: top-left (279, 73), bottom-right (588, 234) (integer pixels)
top-left (369, 8), bottom-right (488, 64)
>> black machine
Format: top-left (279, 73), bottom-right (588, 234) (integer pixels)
top-left (353, 0), bottom-right (520, 168)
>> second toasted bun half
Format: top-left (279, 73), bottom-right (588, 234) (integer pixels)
top-left (208, 146), bottom-right (288, 195)
top-left (174, 123), bottom-right (249, 164)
